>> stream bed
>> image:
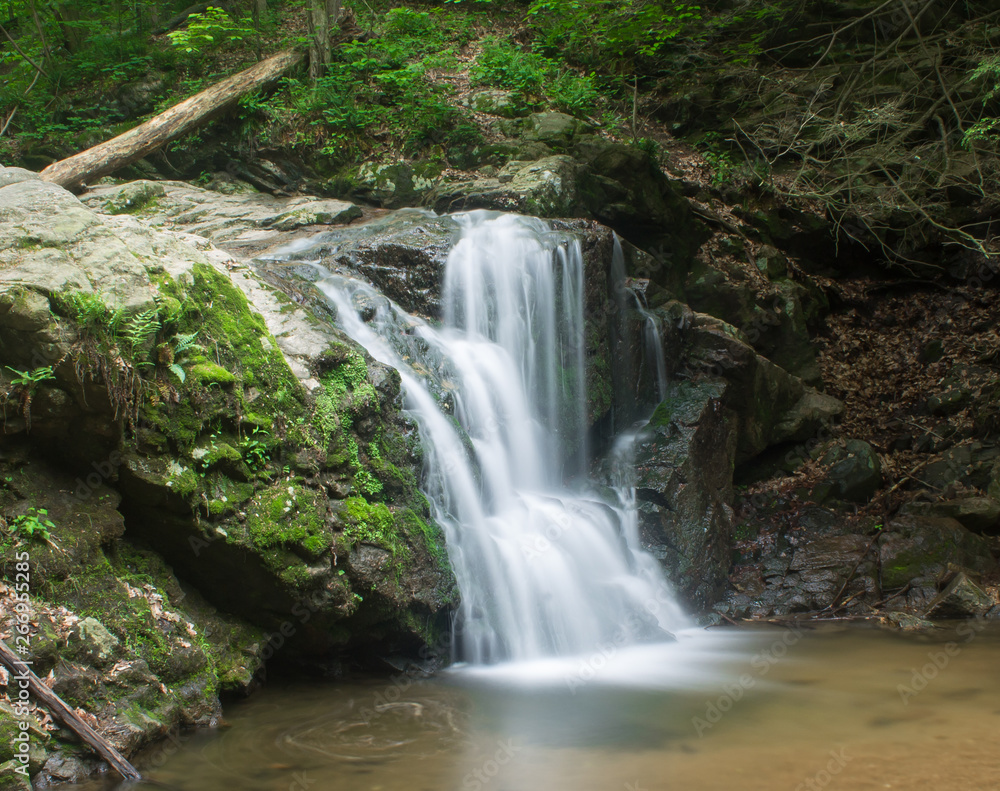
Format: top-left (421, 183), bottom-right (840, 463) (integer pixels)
top-left (75, 622), bottom-right (1000, 791)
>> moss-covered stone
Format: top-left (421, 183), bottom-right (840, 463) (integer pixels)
top-left (189, 361), bottom-right (237, 385)
top-left (0, 177), bottom-right (462, 786)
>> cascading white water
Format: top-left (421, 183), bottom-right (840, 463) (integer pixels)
top-left (311, 211), bottom-right (689, 664)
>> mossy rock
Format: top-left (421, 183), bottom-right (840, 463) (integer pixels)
top-left (879, 516), bottom-right (998, 590)
top-left (189, 362), bottom-right (237, 385)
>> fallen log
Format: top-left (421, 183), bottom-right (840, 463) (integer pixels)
top-left (40, 47), bottom-right (304, 192)
top-left (0, 639), bottom-right (142, 780)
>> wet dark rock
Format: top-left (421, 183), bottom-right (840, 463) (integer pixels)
top-left (719, 528), bottom-right (877, 617)
top-left (926, 572), bottom-right (996, 618)
top-left (814, 439), bottom-right (882, 503)
top-left (900, 496), bottom-right (1000, 535)
top-left (787, 535), bottom-right (878, 609)
top-left (683, 259), bottom-right (826, 383)
top-left (878, 515), bottom-right (997, 590)
top-left (685, 313), bottom-right (842, 465)
top-left (265, 208), bottom-right (459, 319)
top-left (884, 612), bottom-right (934, 630)
top-left (632, 378), bottom-right (737, 610)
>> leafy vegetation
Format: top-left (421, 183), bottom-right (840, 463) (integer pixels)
top-left (4, 365), bottom-right (56, 429)
top-left (10, 507), bottom-right (55, 543)
top-left (1, 0), bottom-right (997, 265)
top-left (5, 365), bottom-right (56, 390)
top-left (167, 6), bottom-right (256, 54)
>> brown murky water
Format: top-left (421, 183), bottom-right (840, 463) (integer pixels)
top-left (76, 623), bottom-right (1000, 791)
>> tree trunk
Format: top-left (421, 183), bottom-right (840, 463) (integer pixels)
top-left (53, 3), bottom-right (86, 53)
top-left (307, 0), bottom-right (341, 81)
top-left (40, 48), bottom-right (304, 192)
top-left (0, 640), bottom-right (142, 780)
top-left (252, 0), bottom-right (267, 61)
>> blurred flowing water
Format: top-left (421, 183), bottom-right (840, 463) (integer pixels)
top-left (76, 623), bottom-right (1000, 791)
top-left (311, 211), bottom-right (688, 664)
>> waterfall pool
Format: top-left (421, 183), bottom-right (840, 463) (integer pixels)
top-left (108, 210), bottom-right (994, 791)
top-left (73, 622), bottom-right (1000, 791)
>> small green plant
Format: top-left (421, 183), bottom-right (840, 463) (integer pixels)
top-left (240, 427), bottom-right (270, 472)
top-left (4, 365), bottom-right (56, 429)
top-left (699, 131), bottom-right (737, 186)
top-left (118, 309), bottom-right (161, 362)
top-left (6, 366), bottom-right (56, 390)
top-left (471, 39), bottom-right (599, 117)
top-left (11, 507), bottom-right (55, 543)
top-left (59, 292), bottom-right (110, 331)
top-left (160, 332), bottom-right (203, 383)
top-left (962, 56), bottom-right (1000, 149)
top-left (167, 7), bottom-right (254, 55)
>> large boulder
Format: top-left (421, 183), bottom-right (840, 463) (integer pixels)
top-left (814, 439), bottom-right (882, 503)
top-left (683, 256), bottom-right (826, 383)
top-left (431, 155), bottom-right (586, 218)
top-left (630, 313), bottom-right (844, 610)
top-left (429, 118), bottom-right (708, 268)
top-left (631, 378), bottom-right (738, 610)
top-left (261, 208), bottom-right (461, 319)
top-left (879, 515), bottom-right (997, 592)
top-left (900, 496), bottom-right (1000, 535)
top-left (682, 312), bottom-right (843, 464)
top-left (926, 573), bottom-right (995, 618)
top-left (0, 172), bottom-right (455, 664)
top-left (79, 179), bottom-right (362, 257)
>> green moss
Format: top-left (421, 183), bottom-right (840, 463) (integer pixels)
top-left (650, 380), bottom-right (727, 428)
top-left (340, 497), bottom-right (409, 560)
top-left (190, 362), bottom-right (236, 385)
top-left (279, 562), bottom-right (313, 587)
top-left (402, 508), bottom-right (448, 569)
top-left (344, 436), bottom-right (383, 496)
top-left (166, 464), bottom-right (199, 497)
top-left (244, 483), bottom-right (331, 558)
top-left (314, 350), bottom-right (375, 438)
top-left (163, 262), bottom-right (307, 418)
top-left (243, 411), bottom-right (274, 430)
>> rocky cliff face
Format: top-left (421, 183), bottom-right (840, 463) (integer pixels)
top-left (0, 168), bottom-right (454, 786)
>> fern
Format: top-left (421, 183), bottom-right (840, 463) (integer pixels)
top-left (163, 331), bottom-right (203, 384)
top-left (121, 309), bottom-right (160, 358)
top-left (172, 332), bottom-right (202, 356)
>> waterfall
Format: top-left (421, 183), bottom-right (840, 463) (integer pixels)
top-left (308, 211), bottom-right (688, 664)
